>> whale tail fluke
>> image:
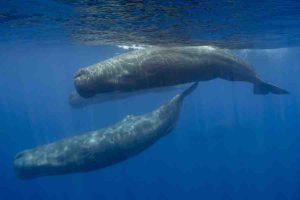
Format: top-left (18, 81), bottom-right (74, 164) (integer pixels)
top-left (254, 81), bottom-right (289, 95)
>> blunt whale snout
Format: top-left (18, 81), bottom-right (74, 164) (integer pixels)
top-left (74, 69), bottom-right (98, 98)
top-left (75, 67), bottom-right (122, 98)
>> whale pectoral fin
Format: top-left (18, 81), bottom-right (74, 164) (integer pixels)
top-left (253, 81), bottom-right (290, 95)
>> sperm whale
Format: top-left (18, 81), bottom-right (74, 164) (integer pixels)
top-left (74, 46), bottom-right (289, 98)
top-left (14, 83), bottom-right (198, 179)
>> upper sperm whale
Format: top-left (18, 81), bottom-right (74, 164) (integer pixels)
top-left (74, 46), bottom-right (289, 98)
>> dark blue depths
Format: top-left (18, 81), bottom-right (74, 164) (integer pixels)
top-left (0, 43), bottom-right (299, 200)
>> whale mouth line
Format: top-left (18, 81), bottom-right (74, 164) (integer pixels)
top-left (74, 72), bottom-right (83, 79)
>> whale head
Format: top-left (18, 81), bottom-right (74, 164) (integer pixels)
top-left (74, 68), bottom-right (114, 98)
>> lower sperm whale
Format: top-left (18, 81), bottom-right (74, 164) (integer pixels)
top-left (14, 83), bottom-right (198, 179)
top-left (74, 46), bottom-right (289, 98)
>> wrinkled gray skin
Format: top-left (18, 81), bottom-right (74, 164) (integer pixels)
top-left (69, 85), bottom-right (184, 109)
top-left (14, 83), bottom-right (198, 180)
top-left (74, 46), bottom-right (289, 98)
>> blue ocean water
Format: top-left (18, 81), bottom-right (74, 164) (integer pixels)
top-left (1, 1), bottom-right (300, 200)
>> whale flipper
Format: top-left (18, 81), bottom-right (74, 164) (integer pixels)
top-left (254, 81), bottom-right (289, 95)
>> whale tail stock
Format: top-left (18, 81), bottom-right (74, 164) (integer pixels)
top-left (178, 82), bottom-right (199, 101)
top-left (253, 80), bottom-right (289, 95)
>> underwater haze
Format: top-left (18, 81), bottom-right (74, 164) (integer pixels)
top-left (1, 1), bottom-right (300, 200)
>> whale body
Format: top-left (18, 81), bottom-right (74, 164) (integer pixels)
top-left (14, 83), bottom-right (198, 179)
top-left (74, 46), bottom-right (289, 98)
